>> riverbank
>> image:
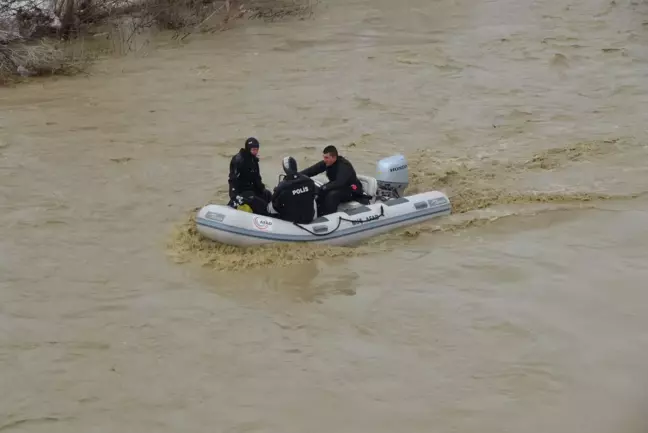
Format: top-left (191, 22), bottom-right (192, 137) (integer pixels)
top-left (0, 0), bottom-right (315, 85)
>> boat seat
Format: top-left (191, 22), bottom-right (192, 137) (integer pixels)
top-left (313, 176), bottom-right (377, 195)
top-left (357, 175), bottom-right (378, 198)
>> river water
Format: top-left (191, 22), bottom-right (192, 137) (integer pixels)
top-left (2, 0), bottom-right (648, 431)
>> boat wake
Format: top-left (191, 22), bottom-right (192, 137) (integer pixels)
top-left (167, 137), bottom-right (646, 271)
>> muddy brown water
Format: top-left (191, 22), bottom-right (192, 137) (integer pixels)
top-left (2, 0), bottom-right (648, 431)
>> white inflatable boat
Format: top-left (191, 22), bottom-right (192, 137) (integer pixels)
top-left (195, 154), bottom-right (451, 247)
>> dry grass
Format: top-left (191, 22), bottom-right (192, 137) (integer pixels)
top-left (246, 0), bottom-right (315, 21)
top-left (142, 0), bottom-right (316, 40)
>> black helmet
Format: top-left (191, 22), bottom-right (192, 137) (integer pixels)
top-left (282, 156), bottom-right (298, 175)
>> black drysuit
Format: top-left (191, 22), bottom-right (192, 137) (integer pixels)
top-left (227, 148), bottom-right (272, 215)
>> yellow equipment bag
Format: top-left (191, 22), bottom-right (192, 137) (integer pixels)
top-left (236, 204), bottom-right (253, 213)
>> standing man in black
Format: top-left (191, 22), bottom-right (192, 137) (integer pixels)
top-left (269, 156), bottom-right (317, 224)
top-left (227, 137), bottom-right (272, 215)
top-left (299, 145), bottom-right (364, 215)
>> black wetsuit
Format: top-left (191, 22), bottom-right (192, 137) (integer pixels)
top-left (299, 156), bottom-right (364, 215)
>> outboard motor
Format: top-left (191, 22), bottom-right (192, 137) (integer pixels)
top-left (375, 154), bottom-right (409, 200)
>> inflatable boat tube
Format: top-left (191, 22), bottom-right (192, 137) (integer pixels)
top-left (195, 190), bottom-right (451, 247)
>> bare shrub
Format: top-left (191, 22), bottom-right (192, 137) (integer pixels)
top-left (0, 39), bottom-right (93, 83)
top-left (0, 0), bottom-right (61, 38)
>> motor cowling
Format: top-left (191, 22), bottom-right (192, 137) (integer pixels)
top-left (375, 154), bottom-right (409, 199)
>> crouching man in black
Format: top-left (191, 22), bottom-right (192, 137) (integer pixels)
top-left (227, 137), bottom-right (272, 215)
top-left (269, 156), bottom-right (317, 224)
